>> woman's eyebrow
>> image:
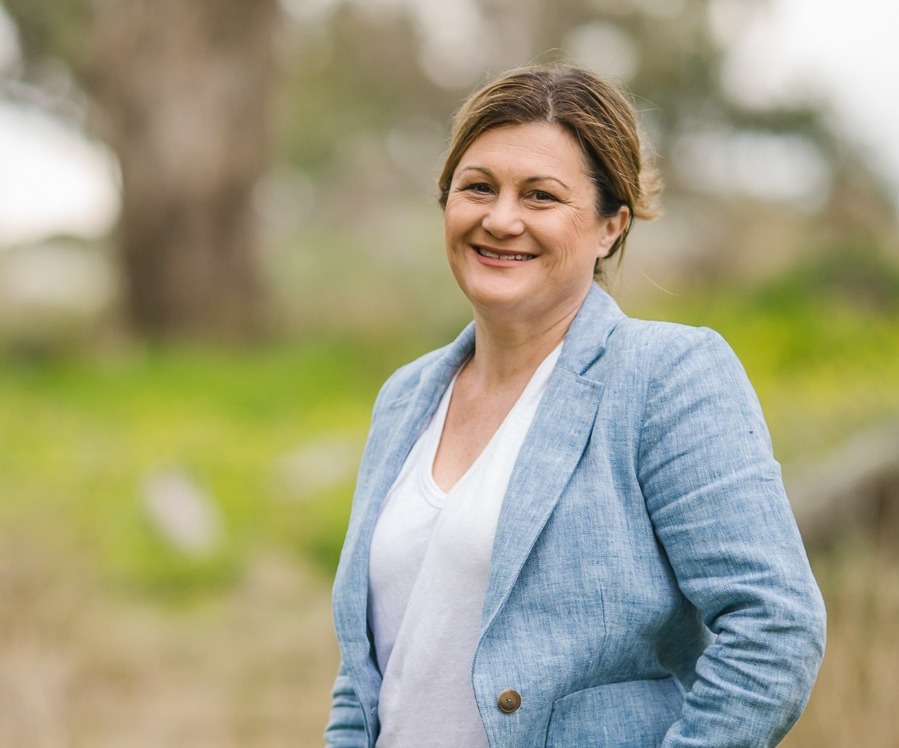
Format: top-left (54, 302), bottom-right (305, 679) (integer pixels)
top-left (457, 165), bottom-right (493, 178)
top-left (524, 175), bottom-right (570, 189)
top-left (458, 166), bottom-right (569, 189)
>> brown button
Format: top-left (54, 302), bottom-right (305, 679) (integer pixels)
top-left (497, 689), bottom-right (521, 714)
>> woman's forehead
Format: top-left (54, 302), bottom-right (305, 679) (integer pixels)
top-left (456, 123), bottom-right (591, 181)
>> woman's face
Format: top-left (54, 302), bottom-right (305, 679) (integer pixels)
top-left (443, 122), bottom-right (628, 326)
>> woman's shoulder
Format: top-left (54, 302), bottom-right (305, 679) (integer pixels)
top-left (593, 315), bottom-right (761, 411)
top-left (575, 286), bottom-right (733, 365)
top-left (604, 315), bottom-right (762, 417)
top-left (382, 345), bottom-right (450, 389)
top-left (371, 336), bottom-right (467, 414)
top-left (607, 315), bottom-right (737, 368)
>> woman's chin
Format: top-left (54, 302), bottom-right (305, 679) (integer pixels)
top-left (460, 279), bottom-right (527, 309)
top-left (467, 288), bottom-right (548, 323)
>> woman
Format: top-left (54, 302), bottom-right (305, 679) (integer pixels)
top-left (325, 64), bottom-right (825, 747)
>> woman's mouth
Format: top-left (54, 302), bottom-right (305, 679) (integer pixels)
top-left (475, 246), bottom-right (536, 261)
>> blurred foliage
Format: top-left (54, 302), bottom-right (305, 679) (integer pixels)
top-left (2, 0), bottom-right (897, 342)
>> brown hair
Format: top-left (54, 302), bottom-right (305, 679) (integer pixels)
top-left (438, 64), bottom-right (662, 267)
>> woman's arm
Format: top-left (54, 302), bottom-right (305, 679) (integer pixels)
top-left (636, 327), bottom-right (826, 747)
top-left (324, 661), bottom-right (367, 747)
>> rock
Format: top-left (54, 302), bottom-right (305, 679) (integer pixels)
top-left (272, 435), bottom-right (361, 501)
top-left (785, 421), bottom-right (899, 548)
top-left (142, 469), bottom-right (223, 555)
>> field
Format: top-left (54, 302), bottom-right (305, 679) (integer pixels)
top-left (2, 253), bottom-right (899, 746)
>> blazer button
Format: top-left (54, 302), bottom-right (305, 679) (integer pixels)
top-left (497, 689), bottom-right (521, 714)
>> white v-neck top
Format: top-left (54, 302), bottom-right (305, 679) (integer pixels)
top-left (368, 344), bottom-right (561, 747)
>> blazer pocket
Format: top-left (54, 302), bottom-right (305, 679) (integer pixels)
top-left (544, 676), bottom-right (683, 748)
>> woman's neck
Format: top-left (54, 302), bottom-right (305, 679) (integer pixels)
top-left (466, 302), bottom-right (578, 389)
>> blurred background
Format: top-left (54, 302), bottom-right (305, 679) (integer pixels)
top-left (0, 0), bottom-right (897, 745)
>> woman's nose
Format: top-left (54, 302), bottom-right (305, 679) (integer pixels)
top-left (481, 194), bottom-right (524, 237)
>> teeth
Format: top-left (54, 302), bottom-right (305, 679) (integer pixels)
top-left (477, 247), bottom-right (533, 261)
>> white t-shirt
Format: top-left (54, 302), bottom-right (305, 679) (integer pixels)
top-left (368, 345), bottom-right (561, 747)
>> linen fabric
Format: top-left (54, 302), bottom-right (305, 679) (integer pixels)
top-left (368, 344), bottom-right (560, 747)
top-left (325, 284), bottom-right (826, 748)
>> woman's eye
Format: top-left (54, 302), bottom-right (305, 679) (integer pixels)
top-left (530, 190), bottom-right (557, 202)
top-left (465, 182), bottom-right (493, 194)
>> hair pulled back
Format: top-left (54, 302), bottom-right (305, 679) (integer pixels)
top-left (438, 65), bottom-right (661, 265)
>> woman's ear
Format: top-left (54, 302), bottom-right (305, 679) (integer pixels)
top-left (596, 206), bottom-right (631, 259)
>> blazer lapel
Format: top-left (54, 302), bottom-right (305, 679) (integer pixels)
top-left (333, 324), bottom-right (475, 686)
top-left (481, 285), bottom-right (625, 630)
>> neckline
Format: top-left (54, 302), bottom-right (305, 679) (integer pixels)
top-left (421, 341), bottom-right (563, 502)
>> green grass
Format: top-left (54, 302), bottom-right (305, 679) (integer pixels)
top-left (0, 335), bottom-right (430, 598)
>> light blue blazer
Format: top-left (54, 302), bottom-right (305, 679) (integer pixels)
top-left (326, 285), bottom-right (825, 747)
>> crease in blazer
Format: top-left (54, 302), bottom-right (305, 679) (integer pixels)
top-left (326, 284), bottom-right (826, 748)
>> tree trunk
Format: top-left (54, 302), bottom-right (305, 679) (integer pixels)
top-left (85, 0), bottom-right (279, 341)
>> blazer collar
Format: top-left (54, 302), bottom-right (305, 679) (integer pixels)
top-left (556, 283), bottom-right (626, 377)
top-left (422, 283), bottom-right (625, 385)
top-left (479, 284), bottom-right (625, 632)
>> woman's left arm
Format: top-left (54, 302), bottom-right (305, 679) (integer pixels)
top-left (636, 327), bottom-right (826, 747)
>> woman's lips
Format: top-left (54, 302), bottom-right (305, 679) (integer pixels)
top-left (474, 246), bottom-right (536, 261)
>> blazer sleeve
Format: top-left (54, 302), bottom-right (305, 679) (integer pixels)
top-left (635, 327), bottom-right (826, 747)
top-left (323, 660), bottom-right (367, 747)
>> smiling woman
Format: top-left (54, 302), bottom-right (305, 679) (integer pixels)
top-left (442, 123), bottom-right (628, 334)
top-left (325, 64), bottom-right (825, 748)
